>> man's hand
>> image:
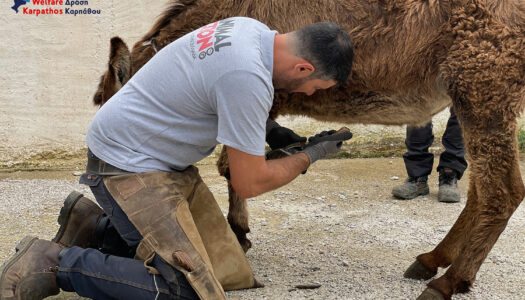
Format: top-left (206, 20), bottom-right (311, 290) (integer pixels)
top-left (266, 119), bottom-right (306, 150)
top-left (300, 128), bottom-right (353, 164)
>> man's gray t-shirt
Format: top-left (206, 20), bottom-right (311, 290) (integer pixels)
top-left (86, 17), bottom-right (277, 172)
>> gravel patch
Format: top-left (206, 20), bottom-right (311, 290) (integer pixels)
top-left (1, 158), bottom-right (524, 299)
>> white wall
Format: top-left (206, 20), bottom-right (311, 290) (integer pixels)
top-left (0, 0), bottom-right (165, 161)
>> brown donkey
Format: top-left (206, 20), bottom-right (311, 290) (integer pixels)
top-left (92, 0), bottom-right (525, 299)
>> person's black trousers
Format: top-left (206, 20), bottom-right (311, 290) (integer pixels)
top-left (402, 108), bottom-right (468, 179)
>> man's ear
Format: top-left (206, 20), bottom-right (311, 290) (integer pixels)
top-left (293, 62), bottom-right (315, 78)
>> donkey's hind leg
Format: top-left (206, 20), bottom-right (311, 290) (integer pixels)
top-left (414, 3), bottom-right (524, 298)
top-left (419, 118), bottom-right (524, 300)
top-left (404, 178), bottom-right (480, 281)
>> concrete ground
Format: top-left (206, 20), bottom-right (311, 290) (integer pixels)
top-left (1, 157), bottom-right (524, 300)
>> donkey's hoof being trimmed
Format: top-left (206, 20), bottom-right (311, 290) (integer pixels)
top-left (404, 260), bottom-right (437, 280)
top-left (416, 288), bottom-right (446, 300)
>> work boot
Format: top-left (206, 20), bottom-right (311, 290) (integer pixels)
top-left (52, 191), bottom-right (104, 248)
top-left (438, 168), bottom-right (460, 203)
top-left (0, 236), bottom-right (63, 300)
top-left (52, 191), bottom-right (134, 257)
top-left (392, 176), bottom-right (429, 200)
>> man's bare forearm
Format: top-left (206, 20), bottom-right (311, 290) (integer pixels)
top-left (226, 146), bottom-right (310, 198)
top-left (260, 152), bottom-right (310, 193)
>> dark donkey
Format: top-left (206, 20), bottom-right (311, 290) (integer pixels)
top-left (92, 0), bottom-right (525, 299)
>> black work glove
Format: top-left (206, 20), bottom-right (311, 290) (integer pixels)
top-left (301, 128), bottom-right (353, 164)
top-left (266, 119), bottom-right (307, 150)
top-left (308, 130), bottom-right (337, 144)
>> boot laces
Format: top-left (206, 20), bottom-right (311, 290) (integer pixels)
top-left (439, 169), bottom-right (457, 186)
top-left (407, 176), bottom-right (428, 184)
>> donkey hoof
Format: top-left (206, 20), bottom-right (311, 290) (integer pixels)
top-left (416, 288), bottom-right (445, 300)
top-left (404, 260), bottom-right (437, 280)
top-left (239, 237), bottom-right (252, 253)
top-left (229, 223), bottom-right (252, 252)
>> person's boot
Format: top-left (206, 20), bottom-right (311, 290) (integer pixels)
top-left (52, 191), bottom-right (104, 248)
top-left (438, 168), bottom-right (461, 203)
top-left (392, 176), bottom-right (430, 200)
top-left (52, 191), bottom-right (135, 258)
top-left (0, 236), bottom-right (63, 300)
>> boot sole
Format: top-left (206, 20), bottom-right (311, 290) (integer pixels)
top-left (438, 196), bottom-right (460, 203)
top-left (0, 236), bottom-right (38, 300)
top-left (51, 191), bottom-right (84, 245)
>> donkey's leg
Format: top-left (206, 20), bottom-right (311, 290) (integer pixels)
top-left (417, 121), bottom-right (525, 300)
top-left (226, 182), bottom-right (252, 252)
top-left (414, 3), bottom-right (525, 297)
top-left (404, 179), bottom-right (479, 280)
top-left (216, 146), bottom-right (252, 252)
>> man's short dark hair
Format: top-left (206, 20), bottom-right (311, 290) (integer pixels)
top-left (293, 22), bottom-right (354, 85)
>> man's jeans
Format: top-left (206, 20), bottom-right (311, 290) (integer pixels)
top-left (56, 173), bottom-right (198, 300)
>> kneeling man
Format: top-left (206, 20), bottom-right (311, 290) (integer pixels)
top-left (0, 17), bottom-right (353, 299)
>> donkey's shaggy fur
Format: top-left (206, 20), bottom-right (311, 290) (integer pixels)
top-left (92, 1), bottom-right (524, 299)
